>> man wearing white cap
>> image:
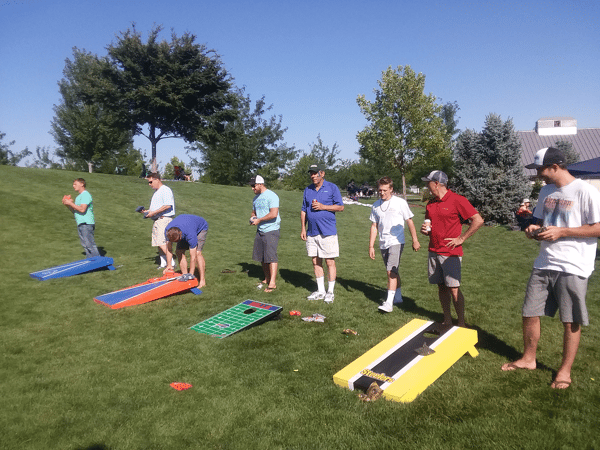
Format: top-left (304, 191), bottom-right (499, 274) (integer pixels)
top-left (420, 170), bottom-right (483, 327)
top-left (249, 175), bottom-right (281, 292)
top-left (501, 147), bottom-right (600, 389)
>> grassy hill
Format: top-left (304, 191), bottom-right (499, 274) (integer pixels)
top-left (1, 165), bottom-right (599, 450)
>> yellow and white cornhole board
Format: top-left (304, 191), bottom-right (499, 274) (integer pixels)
top-left (333, 319), bottom-right (478, 403)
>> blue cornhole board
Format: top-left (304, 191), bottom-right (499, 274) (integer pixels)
top-left (29, 256), bottom-right (115, 281)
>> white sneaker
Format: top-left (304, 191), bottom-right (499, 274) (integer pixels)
top-left (378, 302), bottom-right (393, 313)
top-left (307, 291), bottom-right (325, 300)
top-left (324, 292), bottom-right (335, 303)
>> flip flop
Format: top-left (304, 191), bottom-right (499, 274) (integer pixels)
top-left (264, 286), bottom-right (277, 293)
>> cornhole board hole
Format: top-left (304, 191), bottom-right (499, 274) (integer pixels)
top-left (333, 319), bottom-right (478, 403)
top-left (94, 273), bottom-right (201, 309)
top-left (190, 300), bottom-right (282, 338)
top-left (30, 256), bottom-right (115, 281)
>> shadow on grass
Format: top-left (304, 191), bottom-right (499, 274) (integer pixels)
top-left (400, 296), bottom-right (554, 373)
top-left (276, 267), bottom-right (314, 290)
top-left (248, 264), bottom-right (555, 374)
top-left (239, 262), bottom-right (267, 281)
top-left (79, 246), bottom-right (108, 257)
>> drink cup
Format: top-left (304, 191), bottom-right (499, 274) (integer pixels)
top-left (424, 219), bottom-right (431, 232)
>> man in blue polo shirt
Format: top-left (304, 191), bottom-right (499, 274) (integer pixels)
top-left (164, 215), bottom-right (209, 288)
top-left (300, 164), bottom-right (344, 303)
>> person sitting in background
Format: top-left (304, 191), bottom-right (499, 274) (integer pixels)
top-left (516, 198), bottom-right (533, 231)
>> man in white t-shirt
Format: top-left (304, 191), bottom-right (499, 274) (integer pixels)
top-left (369, 177), bottom-right (421, 313)
top-left (501, 147), bottom-right (600, 390)
top-left (140, 172), bottom-right (176, 269)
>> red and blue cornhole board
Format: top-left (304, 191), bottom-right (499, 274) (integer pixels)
top-left (333, 319), bottom-right (478, 403)
top-left (29, 256), bottom-right (115, 281)
top-left (190, 300), bottom-right (282, 338)
top-left (94, 273), bottom-right (201, 309)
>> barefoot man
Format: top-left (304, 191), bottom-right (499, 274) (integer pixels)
top-left (501, 147), bottom-right (600, 389)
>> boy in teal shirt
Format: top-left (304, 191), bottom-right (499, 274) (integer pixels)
top-left (62, 178), bottom-right (100, 257)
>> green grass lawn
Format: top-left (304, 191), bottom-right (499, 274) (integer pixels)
top-left (1, 165), bottom-right (599, 450)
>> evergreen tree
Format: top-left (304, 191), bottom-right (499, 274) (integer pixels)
top-left (453, 114), bottom-right (530, 225)
top-left (555, 140), bottom-right (580, 164)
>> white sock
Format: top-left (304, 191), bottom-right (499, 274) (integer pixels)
top-left (328, 280), bottom-right (336, 293)
top-left (386, 290), bottom-right (395, 304)
top-left (316, 277), bottom-right (325, 293)
top-left (160, 254), bottom-right (167, 266)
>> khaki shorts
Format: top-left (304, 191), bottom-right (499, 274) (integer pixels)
top-left (306, 234), bottom-right (339, 259)
top-left (151, 216), bottom-right (173, 246)
top-left (428, 252), bottom-right (461, 287)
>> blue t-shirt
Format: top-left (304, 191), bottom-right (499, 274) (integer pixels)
top-left (165, 215), bottom-right (208, 249)
top-left (301, 180), bottom-right (343, 236)
top-left (253, 189), bottom-right (281, 233)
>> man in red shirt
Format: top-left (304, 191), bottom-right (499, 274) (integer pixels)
top-left (420, 171), bottom-right (484, 327)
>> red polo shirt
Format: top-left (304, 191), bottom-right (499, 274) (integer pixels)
top-left (425, 190), bottom-right (478, 257)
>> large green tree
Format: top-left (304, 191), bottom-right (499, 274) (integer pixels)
top-left (453, 114), bottom-right (530, 225)
top-left (190, 91), bottom-right (296, 186)
top-left (51, 48), bottom-right (133, 172)
top-left (357, 65), bottom-right (452, 196)
top-left (93, 25), bottom-right (234, 172)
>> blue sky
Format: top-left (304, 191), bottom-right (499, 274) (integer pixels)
top-left (1, 0), bottom-right (599, 170)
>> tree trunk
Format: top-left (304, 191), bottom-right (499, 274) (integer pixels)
top-left (150, 125), bottom-right (158, 173)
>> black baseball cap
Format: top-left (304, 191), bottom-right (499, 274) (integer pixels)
top-left (307, 164), bottom-right (325, 173)
top-left (525, 147), bottom-right (566, 169)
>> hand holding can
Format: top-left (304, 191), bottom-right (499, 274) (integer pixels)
top-left (424, 219), bottom-right (431, 232)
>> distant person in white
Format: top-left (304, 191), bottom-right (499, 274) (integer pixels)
top-left (369, 177), bottom-right (420, 313)
top-left (501, 147), bottom-right (600, 390)
top-left (140, 172), bottom-right (176, 269)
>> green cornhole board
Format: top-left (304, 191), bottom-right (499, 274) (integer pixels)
top-left (190, 300), bottom-right (282, 338)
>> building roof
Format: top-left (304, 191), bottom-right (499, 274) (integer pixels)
top-left (567, 157), bottom-right (600, 178)
top-left (517, 127), bottom-right (600, 177)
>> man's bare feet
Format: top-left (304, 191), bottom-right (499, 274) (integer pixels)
top-left (198, 280), bottom-right (206, 288)
top-left (501, 360), bottom-right (536, 371)
top-left (550, 379), bottom-right (571, 389)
